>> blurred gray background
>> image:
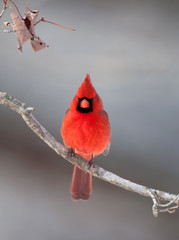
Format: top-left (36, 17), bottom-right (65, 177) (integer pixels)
top-left (0, 0), bottom-right (179, 239)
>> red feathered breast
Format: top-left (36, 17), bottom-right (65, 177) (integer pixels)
top-left (61, 110), bottom-right (110, 159)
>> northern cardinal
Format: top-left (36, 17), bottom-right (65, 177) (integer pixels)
top-left (61, 74), bottom-right (111, 200)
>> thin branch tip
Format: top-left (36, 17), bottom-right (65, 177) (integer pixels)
top-left (147, 189), bottom-right (179, 217)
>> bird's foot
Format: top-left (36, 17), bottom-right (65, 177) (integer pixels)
top-left (67, 147), bottom-right (75, 157)
top-left (88, 159), bottom-right (94, 169)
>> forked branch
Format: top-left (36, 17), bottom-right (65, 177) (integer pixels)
top-left (0, 92), bottom-right (178, 217)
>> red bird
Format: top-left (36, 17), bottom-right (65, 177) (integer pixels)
top-left (61, 74), bottom-right (111, 200)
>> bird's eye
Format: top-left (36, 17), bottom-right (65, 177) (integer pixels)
top-left (78, 97), bottom-right (93, 102)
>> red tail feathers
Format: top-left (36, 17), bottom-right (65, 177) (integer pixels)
top-left (71, 166), bottom-right (92, 200)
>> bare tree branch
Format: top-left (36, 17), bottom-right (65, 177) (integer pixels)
top-left (0, 92), bottom-right (178, 216)
top-left (0, 1), bottom-right (7, 19)
top-left (0, 1), bottom-right (7, 31)
top-left (0, 1), bottom-right (15, 33)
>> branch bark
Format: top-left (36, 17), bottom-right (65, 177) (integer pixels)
top-left (0, 92), bottom-right (178, 217)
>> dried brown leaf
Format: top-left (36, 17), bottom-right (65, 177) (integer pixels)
top-left (9, 12), bottom-right (32, 53)
top-left (24, 8), bottom-right (48, 52)
top-left (4, 8), bottom-right (48, 53)
top-left (29, 36), bottom-right (48, 52)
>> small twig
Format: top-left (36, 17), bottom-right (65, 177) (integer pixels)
top-left (0, 92), bottom-right (178, 217)
top-left (0, 1), bottom-right (15, 33)
top-left (34, 17), bottom-right (75, 31)
top-left (3, 0), bottom-right (22, 19)
top-left (8, 0), bottom-right (23, 18)
top-left (0, 1), bottom-right (8, 32)
top-left (0, 1), bottom-right (7, 19)
top-left (33, 16), bottom-right (44, 26)
top-left (3, 0), bottom-right (17, 17)
top-left (1, 28), bottom-right (14, 32)
top-left (158, 194), bottom-right (179, 208)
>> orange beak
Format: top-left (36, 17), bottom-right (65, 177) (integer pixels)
top-left (80, 99), bottom-right (90, 108)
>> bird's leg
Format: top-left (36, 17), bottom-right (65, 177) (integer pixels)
top-left (66, 147), bottom-right (75, 157)
top-left (88, 158), bottom-right (94, 169)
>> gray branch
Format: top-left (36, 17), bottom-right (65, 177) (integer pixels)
top-left (0, 92), bottom-right (178, 216)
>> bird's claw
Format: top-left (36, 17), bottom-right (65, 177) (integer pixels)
top-left (67, 147), bottom-right (75, 157)
top-left (88, 159), bottom-right (94, 169)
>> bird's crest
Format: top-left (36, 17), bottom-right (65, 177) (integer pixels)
top-left (77, 74), bottom-right (96, 99)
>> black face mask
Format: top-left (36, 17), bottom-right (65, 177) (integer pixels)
top-left (77, 97), bottom-right (94, 113)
